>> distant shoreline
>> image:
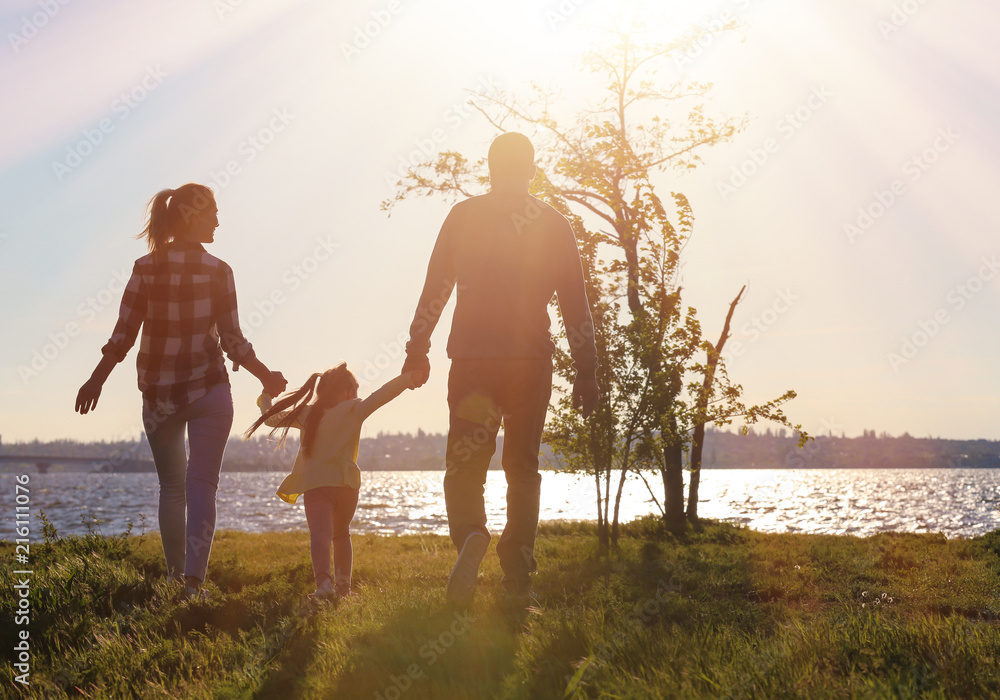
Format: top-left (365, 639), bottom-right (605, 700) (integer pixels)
top-left (2, 463), bottom-right (1000, 474)
top-left (3, 428), bottom-right (999, 472)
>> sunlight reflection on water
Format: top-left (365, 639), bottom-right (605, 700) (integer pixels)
top-left (4, 469), bottom-right (998, 539)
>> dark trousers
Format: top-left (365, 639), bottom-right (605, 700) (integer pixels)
top-left (444, 358), bottom-right (552, 586)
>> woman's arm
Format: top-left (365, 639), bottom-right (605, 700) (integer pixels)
top-left (76, 264), bottom-right (146, 415)
top-left (215, 261), bottom-right (286, 396)
top-left (357, 372), bottom-right (417, 421)
top-left (244, 357), bottom-right (287, 397)
top-left (75, 354), bottom-right (117, 414)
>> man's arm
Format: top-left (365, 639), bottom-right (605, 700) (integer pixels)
top-left (554, 219), bottom-right (600, 417)
top-left (555, 221), bottom-right (598, 373)
top-left (402, 207), bottom-right (459, 385)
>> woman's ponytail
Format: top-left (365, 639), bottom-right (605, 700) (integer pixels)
top-left (137, 184), bottom-right (214, 255)
top-left (139, 189), bottom-right (174, 255)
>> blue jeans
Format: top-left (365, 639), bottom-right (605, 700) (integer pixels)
top-left (142, 382), bottom-right (233, 582)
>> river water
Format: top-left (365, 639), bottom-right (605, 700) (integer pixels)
top-left (2, 469), bottom-right (998, 540)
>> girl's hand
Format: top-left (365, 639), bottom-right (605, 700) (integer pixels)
top-left (75, 378), bottom-right (104, 415)
top-left (403, 371), bottom-right (420, 390)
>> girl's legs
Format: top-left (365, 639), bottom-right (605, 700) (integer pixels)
top-left (182, 383), bottom-right (234, 585)
top-left (331, 486), bottom-right (359, 597)
top-left (303, 486), bottom-right (359, 596)
top-left (144, 404), bottom-right (187, 581)
top-left (303, 488), bottom-right (335, 590)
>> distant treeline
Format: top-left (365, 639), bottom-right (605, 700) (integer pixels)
top-left (701, 428), bottom-right (1000, 469)
top-left (2, 428), bottom-right (998, 472)
top-left (0, 430), bottom-right (519, 473)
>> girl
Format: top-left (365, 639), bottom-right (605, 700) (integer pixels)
top-left (246, 364), bottom-right (416, 600)
top-left (76, 183), bottom-right (287, 600)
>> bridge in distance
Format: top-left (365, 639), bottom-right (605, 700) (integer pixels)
top-left (0, 454), bottom-right (275, 473)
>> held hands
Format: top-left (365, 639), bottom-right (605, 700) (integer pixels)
top-left (572, 372), bottom-right (601, 419)
top-left (262, 371), bottom-right (287, 398)
top-left (401, 354), bottom-right (430, 389)
top-left (75, 378), bottom-right (104, 415)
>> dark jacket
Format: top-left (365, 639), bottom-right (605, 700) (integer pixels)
top-left (406, 191), bottom-right (597, 372)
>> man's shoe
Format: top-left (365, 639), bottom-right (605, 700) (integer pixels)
top-left (503, 580), bottom-right (541, 612)
top-left (447, 532), bottom-right (490, 606)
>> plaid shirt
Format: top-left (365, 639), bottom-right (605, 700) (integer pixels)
top-left (102, 240), bottom-right (256, 414)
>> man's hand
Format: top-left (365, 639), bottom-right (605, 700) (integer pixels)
top-left (402, 354), bottom-right (430, 388)
top-left (263, 371), bottom-right (287, 397)
top-left (75, 378), bottom-right (104, 415)
top-left (572, 373), bottom-right (600, 419)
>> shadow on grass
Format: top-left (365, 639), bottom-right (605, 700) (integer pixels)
top-left (312, 601), bottom-right (517, 700)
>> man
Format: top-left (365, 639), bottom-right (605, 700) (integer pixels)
top-left (403, 132), bottom-right (599, 606)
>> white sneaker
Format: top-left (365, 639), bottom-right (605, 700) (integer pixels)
top-left (184, 586), bottom-right (209, 602)
top-left (309, 579), bottom-right (336, 602)
top-left (446, 532), bottom-right (490, 606)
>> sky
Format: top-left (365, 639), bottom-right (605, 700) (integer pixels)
top-left (1, 0), bottom-right (999, 445)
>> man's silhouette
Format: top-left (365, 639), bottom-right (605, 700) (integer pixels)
top-left (403, 132), bottom-right (599, 606)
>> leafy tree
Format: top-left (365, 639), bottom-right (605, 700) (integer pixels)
top-left (383, 22), bottom-right (807, 541)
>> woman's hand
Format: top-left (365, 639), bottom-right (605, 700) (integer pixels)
top-left (75, 378), bottom-right (104, 414)
top-left (262, 371), bottom-right (287, 397)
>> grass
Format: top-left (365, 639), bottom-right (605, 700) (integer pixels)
top-left (2, 516), bottom-right (999, 699)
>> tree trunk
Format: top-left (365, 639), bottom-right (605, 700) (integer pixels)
top-left (594, 465), bottom-right (609, 550)
top-left (662, 416), bottom-right (687, 533)
top-left (687, 286), bottom-right (745, 523)
top-left (610, 438), bottom-right (634, 546)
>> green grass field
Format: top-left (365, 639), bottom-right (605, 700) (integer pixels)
top-left (2, 516), bottom-right (999, 699)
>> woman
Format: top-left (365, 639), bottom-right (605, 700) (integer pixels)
top-left (75, 183), bottom-right (286, 599)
